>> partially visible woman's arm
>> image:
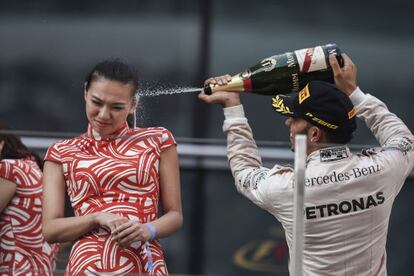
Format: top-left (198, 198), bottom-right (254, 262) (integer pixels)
top-left (154, 144), bottom-right (183, 237)
top-left (0, 177), bottom-right (17, 213)
top-left (42, 161), bottom-right (127, 243)
top-left (112, 145), bottom-right (183, 245)
top-left (0, 141), bottom-right (15, 213)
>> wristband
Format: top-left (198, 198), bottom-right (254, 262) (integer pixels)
top-left (145, 223), bottom-right (157, 240)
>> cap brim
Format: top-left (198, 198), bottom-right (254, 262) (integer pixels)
top-left (271, 94), bottom-right (297, 117)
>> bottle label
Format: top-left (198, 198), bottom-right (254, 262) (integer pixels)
top-left (294, 46), bottom-right (328, 74)
top-left (260, 57), bottom-right (277, 72)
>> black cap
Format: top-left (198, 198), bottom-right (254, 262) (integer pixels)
top-left (272, 81), bottom-right (357, 134)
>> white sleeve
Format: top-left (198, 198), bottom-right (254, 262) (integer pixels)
top-left (350, 87), bottom-right (414, 179)
top-left (223, 105), bottom-right (289, 209)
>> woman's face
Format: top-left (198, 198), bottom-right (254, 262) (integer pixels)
top-left (84, 78), bottom-right (136, 136)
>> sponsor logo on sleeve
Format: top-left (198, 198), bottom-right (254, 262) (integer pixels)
top-left (252, 170), bottom-right (268, 190)
top-left (384, 136), bottom-right (413, 155)
top-left (242, 171), bottom-right (253, 189)
top-left (241, 169), bottom-right (269, 190)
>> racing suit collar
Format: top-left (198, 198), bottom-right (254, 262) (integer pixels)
top-left (307, 145), bottom-right (351, 163)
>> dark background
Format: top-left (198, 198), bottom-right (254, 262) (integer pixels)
top-left (1, 0), bottom-right (413, 275)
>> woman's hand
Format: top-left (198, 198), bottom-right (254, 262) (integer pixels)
top-left (95, 212), bottom-right (128, 233)
top-left (111, 220), bottom-right (152, 247)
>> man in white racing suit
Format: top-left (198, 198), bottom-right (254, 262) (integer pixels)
top-left (198, 53), bottom-right (414, 275)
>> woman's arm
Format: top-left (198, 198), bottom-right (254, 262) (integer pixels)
top-left (153, 144), bottom-right (183, 236)
top-left (112, 145), bottom-right (183, 245)
top-left (42, 161), bottom-right (127, 243)
top-left (0, 177), bottom-right (17, 213)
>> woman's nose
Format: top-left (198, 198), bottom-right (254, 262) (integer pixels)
top-left (98, 106), bottom-right (111, 120)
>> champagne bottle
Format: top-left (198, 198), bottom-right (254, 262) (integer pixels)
top-left (204, 43), bottom-right (344, 95)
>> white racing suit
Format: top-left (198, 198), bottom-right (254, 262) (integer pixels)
top-left (223, 87), bottom-right (414, 276)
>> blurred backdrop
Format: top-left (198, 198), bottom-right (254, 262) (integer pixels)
top-left (1, 0), bottom-right (413, 275)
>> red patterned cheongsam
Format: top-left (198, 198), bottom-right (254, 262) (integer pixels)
top-left (44, 123), bottom-right (175, 275)
top-left (0, 158), bottom-right (58, 275)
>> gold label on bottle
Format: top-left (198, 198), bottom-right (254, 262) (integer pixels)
top-left (294, 46), bottom-right (328, 74)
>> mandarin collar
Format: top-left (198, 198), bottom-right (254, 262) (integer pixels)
top-left (87, 122), bottom-right (130, 141)
top-left (307, 145), bottom-right (351, 163)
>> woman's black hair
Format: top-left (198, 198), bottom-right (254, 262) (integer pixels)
top-left (0, 122), bottom-right (43, 169)
top-left (84, 59), bottom-right (139, 127)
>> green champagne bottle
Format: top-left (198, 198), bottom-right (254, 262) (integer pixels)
top-left (204, 43), bottom-right (344, 95)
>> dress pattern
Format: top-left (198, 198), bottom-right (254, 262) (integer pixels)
top-left (0, 158), bottom-right (58, 275)
top-left (44, 123), bottom-right (175, 275)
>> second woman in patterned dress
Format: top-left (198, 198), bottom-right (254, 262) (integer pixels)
top-left (0, 122), bottom-right (58, 275)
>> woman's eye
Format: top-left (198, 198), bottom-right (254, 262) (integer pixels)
top-left (92, 100), bottom-right (102, 106)
top-left (113, 106), bottom-right (123, 110)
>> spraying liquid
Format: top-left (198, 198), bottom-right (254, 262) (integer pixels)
top-left (132, 81), bottom-right (203, 128)
top-left (137, 81), bottom-right (202, 97)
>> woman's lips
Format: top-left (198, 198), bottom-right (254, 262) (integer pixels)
top-left (95, 120), bottom-right (110, 128)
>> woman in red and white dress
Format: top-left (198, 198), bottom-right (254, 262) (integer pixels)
top-left (0, 123), bottom-right (58, 275)
top-left (42, 60), bottom-right (183, 275)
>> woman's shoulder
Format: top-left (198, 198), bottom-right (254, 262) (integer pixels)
top-left (0, 158), bottom-right (16, 170)
top-left (0, 158), bottom-right (41, 179)
top-left (128, 127), bottom-right (176, 146)
top-left (45, 134), bottom-right (90, 162)
top-left (0, 158), bottom-right (24, 167)
top-left (129, 126), bottom-right (174, 136)
top-left (48, 134), bottom-right (88, 149)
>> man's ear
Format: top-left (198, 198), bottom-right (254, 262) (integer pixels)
top-left (309, 126), bottom-right (322, 143)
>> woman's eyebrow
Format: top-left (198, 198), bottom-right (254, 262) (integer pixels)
top-left (91, 95), bottom-right (103, 102)
top-left (91, 95), bottom-right (126, 106)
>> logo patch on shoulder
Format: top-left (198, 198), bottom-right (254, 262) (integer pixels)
top-left (320, 147), bottom-right (349, 162)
